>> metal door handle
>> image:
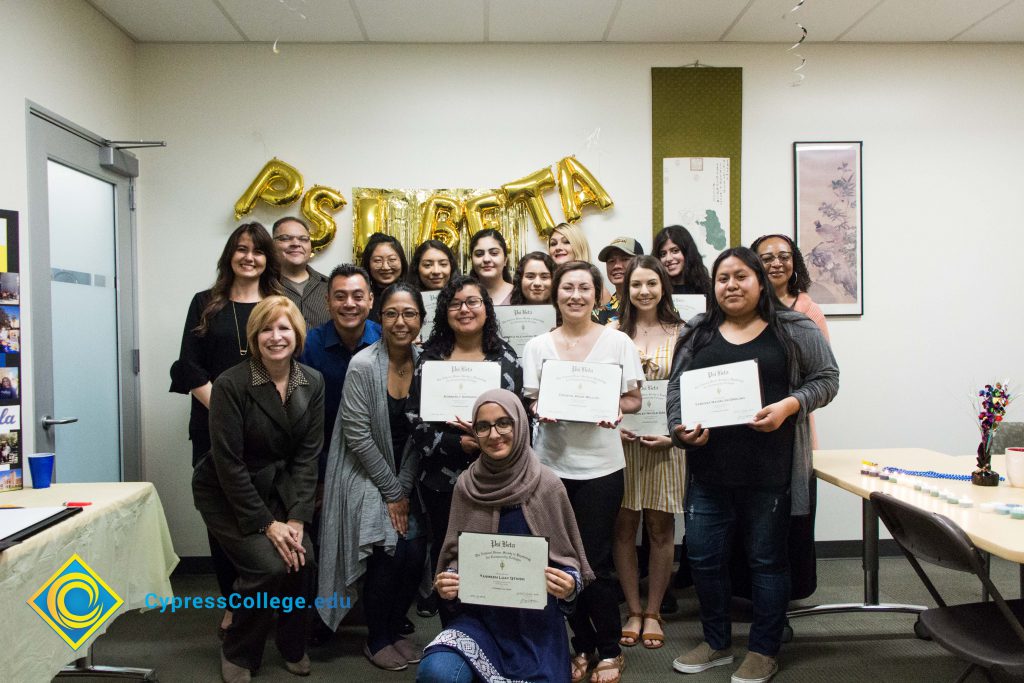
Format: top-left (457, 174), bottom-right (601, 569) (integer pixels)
top-left (42, 416), bottom-right (79, 429)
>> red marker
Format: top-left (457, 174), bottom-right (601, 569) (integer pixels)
top-left (64, 501), bottom-right (92, 507)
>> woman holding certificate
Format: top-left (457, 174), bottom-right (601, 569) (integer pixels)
top-left (522, 261), bottom-right (644, 683)
top-left (653, 226), bottom-right (713, 297)
top-left (609, 256), bottom-right (684, 651)
top-left (407, 274), bottom-right (522, 623)
top-left (510, 251), bottom-right (556, 305)
top-left (469, 229), bottom-right (515, 305)
top-left (317, 282), bottom-right (427, 672)
top-left (667, 247), bottom-right (838, 683)
top-left (418, 389), bottom-right (594, 683)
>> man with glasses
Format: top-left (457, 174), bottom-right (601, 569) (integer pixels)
top-left (273, 216), bottom-right (330, 328)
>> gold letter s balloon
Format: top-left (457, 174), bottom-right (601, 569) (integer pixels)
top-left (301, 185), bottom-right (347, 253)
top-left (233, 158), bottom-right (304, 219)
top-left (353, 193), bottom-right (385, 262)
top-left (502, 167), bottom-right (557, 239)
top-left (418, 194), bottom-right (463, 250)
top-left (464, 192), bottom-right (504, 237)
top-left (556, 156), bottom-right (613, 223)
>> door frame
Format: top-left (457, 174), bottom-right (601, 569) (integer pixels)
top-left (25, 102), bottom-right (141, 481)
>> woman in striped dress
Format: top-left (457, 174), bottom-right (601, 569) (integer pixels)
top-left (611, 256), bottom-right (686, 650)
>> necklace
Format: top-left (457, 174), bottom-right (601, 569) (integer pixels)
top-left (560, 328), bottom-right (590, 349)
top-left (232, 302), bottom-right (248, 356)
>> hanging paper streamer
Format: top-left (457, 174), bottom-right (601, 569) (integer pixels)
top-left (785, 0), bottom-right (807, 87)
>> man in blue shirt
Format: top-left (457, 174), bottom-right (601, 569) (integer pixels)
top-left (300, 263), bottom-right (382, 475)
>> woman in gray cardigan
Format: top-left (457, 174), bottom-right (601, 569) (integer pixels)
top-left (666, 247), bottom-right (838, 683)
top-left (318, 282), bottom-right (426, 672)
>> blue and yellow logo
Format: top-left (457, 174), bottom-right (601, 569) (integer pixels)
top-left (28, 554), bottom-right (123, 649)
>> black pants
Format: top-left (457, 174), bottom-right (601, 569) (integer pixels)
top-left (208, 530), bottom-right (239, 598)
top-left (202, 509), bottom-right (314, 671)
top-left (363, 536), bottom-right (427, 652)
top-left (562, 470), bottom-right (625, 660)
top-left (419, 484), bottom-right (459, 626)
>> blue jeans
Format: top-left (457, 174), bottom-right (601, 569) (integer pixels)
top-left (417, 650), bottom-right (477, 683)
top-left (685, 480), bottom-right (791, 656)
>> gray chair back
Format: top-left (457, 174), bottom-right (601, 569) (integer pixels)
top-left (991, 420), bottom-right (1024, 454)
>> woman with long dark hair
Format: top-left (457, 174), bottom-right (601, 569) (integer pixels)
top-left (361, 232), bottom-right (409, 322)
top-left (610, 256), bottom-right (684, 652)
top-left (318, 282), bottom-right (428, 671)
top-left (407, 239), bottom-right (460, 292)
top-left (750, 234), bottom-right (829, 342)
top-left (667, 247), bottom-right (838, 682)
top-left (406, 274), bottom-right (522, 624)
top-left (509, 251), bottom-right (556, 305)
top-left (468, 229), bottom-right (514, 305)
top-left (170, 222), bottom-right (281, 639)
top-left (653, 226), bottom-right (712, 297)
top-left (522, 261), bottom-right (644, 683)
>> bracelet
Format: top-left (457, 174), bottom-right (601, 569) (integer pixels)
top-left (258, 522), bottom-right (272, 534)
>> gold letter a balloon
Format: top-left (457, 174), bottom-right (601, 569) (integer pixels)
top-left (557, 156), bottom-right (613, 223)
top-left (233, 158), bottom-right (304, 220)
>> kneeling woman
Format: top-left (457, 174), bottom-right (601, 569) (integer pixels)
top-left (418, 389), bottom-right (594, 683)
top-left (192, 296), bottom-right (324, 683)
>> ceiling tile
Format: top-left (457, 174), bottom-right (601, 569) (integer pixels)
top-left (954, 0), bottom-right (1024, 42)
top-left (725, 0), bottom-right (882, 42)
top-left (355, 0), bottom-right (484, 42)
top-left (489, 0), bottom-right (619, 42)
top-left (218, 0), bottom-right (364, 42)
top-left (607, 0), bottom-right (753, 42)
top-left (89, 0), bottom-right (244, 42)
top-left (840, 0), bottom-right (1012, 42)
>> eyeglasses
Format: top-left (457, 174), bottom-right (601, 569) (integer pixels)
top-left (274, 234), bottom-right (310, 244)
top-left (447, 297), bottom-right (484, 312)
top-left (381, 309), bottom-right (420, 322)
top-left (472, 417), bottom-right (515, 437)
top-left (371, 257), bottom-right (401, 268)
top-left (760, 253), bottom-right (792, 265)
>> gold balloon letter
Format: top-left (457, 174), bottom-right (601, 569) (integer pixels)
top-left (502, 167), bottom-right (557, 239)
top-left (418, 194), bottom-right (463, 250)
top-left (464, 192), bottom-right (504, 237)
top-left (301, 185), bottom-right (347, 253)
top-left (353, 193), bottom-right (385, 262)
top-left (557, 156), bottom-right (614, 223)
top-left (233, 158), bottom-right (304, 219)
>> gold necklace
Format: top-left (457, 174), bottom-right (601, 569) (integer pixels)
top-left (232, 302), bottom-right (248, 356)
top-left (560, 328), bottom-right (589, 349)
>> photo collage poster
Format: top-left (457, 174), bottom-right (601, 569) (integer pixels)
top-left (0, 210), bottom-right (22, 491)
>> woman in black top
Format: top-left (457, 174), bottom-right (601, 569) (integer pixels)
top-left (509, 251), bottom-right (556, 305)
top-left (361, 233), bottom-right (409, 323)
top-left (170, 222), bottom-right (280, 636)
top-left (653, 226), bottom-right (712, 297)
top-left (667, 247), bottom-right (837, 681)
top-left (406, 274), bottom-right (522, 624)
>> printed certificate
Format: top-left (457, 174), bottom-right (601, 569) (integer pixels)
top-left (537, 360), bottom-right (621, 424)
top-left (495, 305), bottom-right (556, 356)
top-left (620, 379), bottom-right (669, 436)
top-left (419, 361), bottom-right (501, 422)
top-left (680, 359), bottom-right (762, 429)
top-left (458, 532), bottom-right (549, 610)
top-left (671, 294), bottom-right (707, 323)
top-left (419, 290), bottom-right (441, 343)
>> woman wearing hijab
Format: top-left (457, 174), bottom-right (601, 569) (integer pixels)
top-left (417, 389), bottom-right (594, 683)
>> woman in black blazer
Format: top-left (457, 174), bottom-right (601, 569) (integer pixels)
top-left (192, 295), bottom-right (324, 683)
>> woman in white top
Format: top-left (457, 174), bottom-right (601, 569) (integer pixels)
top-left (522, 260), bottom-right (644, 683)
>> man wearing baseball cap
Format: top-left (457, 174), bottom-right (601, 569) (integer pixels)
top-left (596, 237), bottom-right (643, 325)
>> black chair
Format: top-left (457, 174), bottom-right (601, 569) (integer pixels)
top-left (869, 492), bottom-right (1024, 682)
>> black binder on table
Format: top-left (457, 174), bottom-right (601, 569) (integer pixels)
top-left (0, 506), bottom-right (82, 552)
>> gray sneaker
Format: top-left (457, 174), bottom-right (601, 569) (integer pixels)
top-left (672, 642), bottom-right (734, 674)
top-left (731, 651), bottom-right (778, 683)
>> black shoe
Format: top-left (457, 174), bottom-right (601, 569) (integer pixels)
top-left (398, 617), bottom-right (415, 635)
top-left (416, 593), bottom-right (438, 618)
top-left (660, 591), bottom-right (679, 615)
top-left (307, 619), bottom-right (334, 647)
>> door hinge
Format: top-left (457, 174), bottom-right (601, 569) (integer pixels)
top-left (129, 182), bottom-right (136, 211)
top-left (133, 349), bottom-right (140, 375)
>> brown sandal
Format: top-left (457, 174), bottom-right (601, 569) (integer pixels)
top-left (642, 612), bottom-right (665, 649)
top-left (619, 613), bottom-right (643, 647)
top-left (571, 652), bottom-right (593, 683)
top-left (589, 654), bottom-right (625, 683)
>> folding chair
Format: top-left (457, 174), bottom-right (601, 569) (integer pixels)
top-left (869, 492), bottom-right (1024, 682)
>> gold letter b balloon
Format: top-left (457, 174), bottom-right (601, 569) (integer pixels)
top-left (233, 158), bottom-right (304, 219)
top-left (301, 185), bottom-right (347, 253)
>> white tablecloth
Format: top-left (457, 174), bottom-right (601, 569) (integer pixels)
top-left (0, 482), bottom-right (178, 682)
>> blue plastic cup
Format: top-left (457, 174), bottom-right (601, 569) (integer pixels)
top-left (28, 453), bottom-right (55, 489)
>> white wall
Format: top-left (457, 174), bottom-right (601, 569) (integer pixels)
top-left (0, 1), bottom-right (137, 461)
top-left (134, 41), bottom-right (1024, 556)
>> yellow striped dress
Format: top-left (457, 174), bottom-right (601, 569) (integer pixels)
top-left (622, 336), bottom-right (686, 513)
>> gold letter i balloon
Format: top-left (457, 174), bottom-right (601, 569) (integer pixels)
top-left (233, 158), bottom-right (304, 219)
top-left (301, 185), bottom-right (347, 253)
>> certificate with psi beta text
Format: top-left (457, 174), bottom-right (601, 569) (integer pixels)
top-left (671, 294), bottom-right (707, 323)
top-left (419, 361), bottom-right (501, 422)
top-left (458, 532), bottom-right (549, 610)
top-left (495, 305), bottom-right (556, 356)
top-left (620, 379), bottom-right (669, 436)
top-left (680, 359), bottom-right (762, 429)
top-left (418, 290), bottom-right (441, 343)
top-left (537, 360), bottom-right (622, 424)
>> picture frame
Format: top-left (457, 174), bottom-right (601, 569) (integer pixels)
top-left (793, 141), bottom-right (863, 316)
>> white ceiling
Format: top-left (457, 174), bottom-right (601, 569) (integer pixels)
top-left (86, 0), bottom-right (1024, 44)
